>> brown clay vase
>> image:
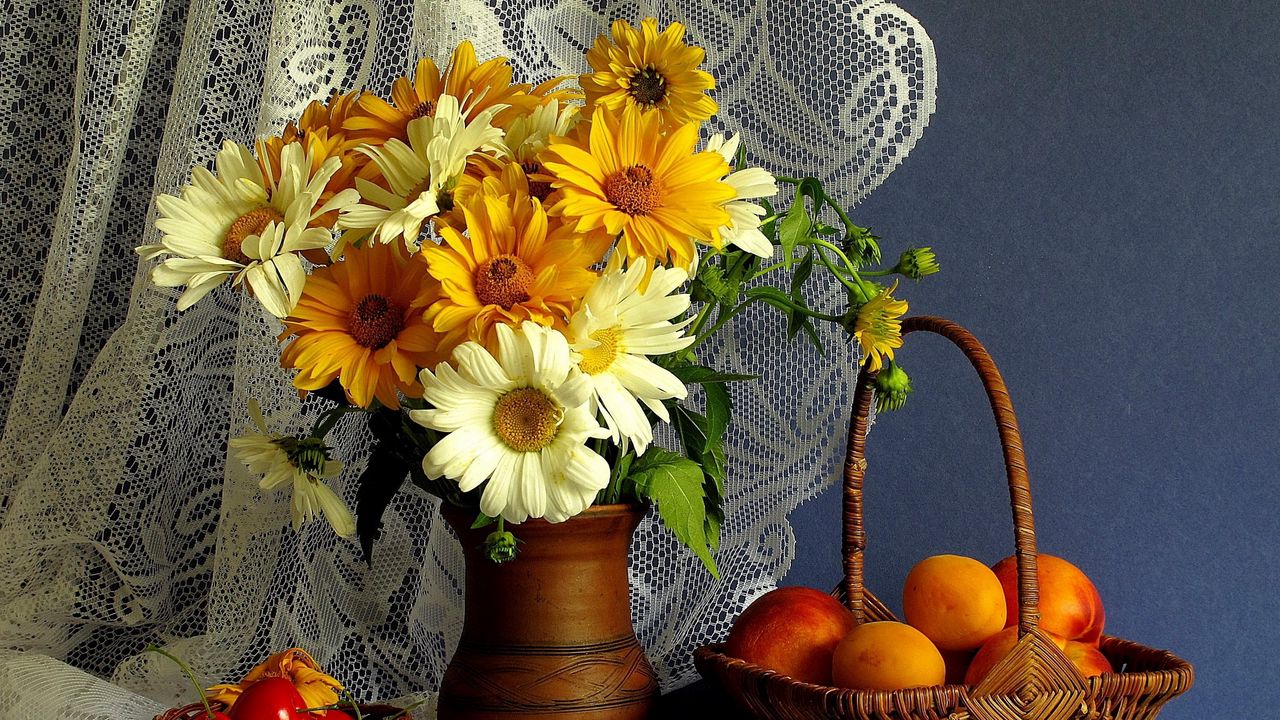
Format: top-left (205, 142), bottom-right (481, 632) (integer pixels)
top-left (437, 502), bottom-right (659, 720)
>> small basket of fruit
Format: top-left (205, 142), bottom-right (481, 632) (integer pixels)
top-left (694, 316), bottom-right (1194, 720)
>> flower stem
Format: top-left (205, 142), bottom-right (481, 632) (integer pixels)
top-left (146, 645), bottom-right (218, 720)
top-left (310, 405), bottom-right (367, 439)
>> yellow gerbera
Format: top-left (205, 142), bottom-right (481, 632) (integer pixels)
top-left (421, 176), bottom-right (603, 356)
top-left (853, 281), bottom-right (909, 372)
top-left (280, 240), bottom-right (444, 409)
top-left (542, 104), bottom-right (734, 267)
top-left (581, 17), bottom-right (717, 126)
top-left (345, 41), bottom-right (538, 146)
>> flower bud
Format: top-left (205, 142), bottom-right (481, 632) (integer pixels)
top-left (484, 529), bottom-right (519, 564)
top-left (894, 247), bottom-right (940, 280)
top-left (873, 361), bottom-right (912, 412)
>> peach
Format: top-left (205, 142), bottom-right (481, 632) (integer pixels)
top-left (965, 627), bottom-right (1067, 686)
top-left (903, 555), bottom-right (1007, 651)
top-left (992, 554), bottom-right (1105, 644)
top-left (1064, 639), bottom-right (1113, 678)
top-left (831, 621), bottom-right (946, 691)
top-left (725, 586), bottom-right (856, 685)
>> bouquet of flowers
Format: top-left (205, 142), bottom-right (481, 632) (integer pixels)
top-left (137, 18), bottom-right (939, 573)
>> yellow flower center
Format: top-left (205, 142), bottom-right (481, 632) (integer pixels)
top-left (492, 387), bottom-right (562, 452)
top-left (629, 66), bottom-right (667, 106)
top-left (412, 99), bottom-right (435, 119)
top-left (578, 326), bottom-right (623, 375)
top-left (348, 293), bottom-right (404, 349)
top-left (224, 207), bottom-right (284, 265)
top-left (604, 164), bottom-right (661, 216)
top-left (475, 254), bottom-right (534, 309)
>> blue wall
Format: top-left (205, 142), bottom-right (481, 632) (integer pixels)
top-left (783, 2), bottom-right (1280, 717)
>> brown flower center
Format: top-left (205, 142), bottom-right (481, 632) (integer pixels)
top-left (224, 207), bottom-right (284, 265)
top-left (522, 162), bottom-right (553, 203)
top-left (604, 164), bottom-right (661, 216)
top-left (348, 293), bottom-right (405, 349)
top-left (629, 66), bottom-right (667, 106)
top-left (475, 254), bottom-right (534, 309)
top-left (411, 99), bottom-right (435, 119)
top-left (492, 387), bottom-right (562, 452)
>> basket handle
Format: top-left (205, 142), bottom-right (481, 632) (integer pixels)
top-left (841, 316), bottom-right (1041, 638)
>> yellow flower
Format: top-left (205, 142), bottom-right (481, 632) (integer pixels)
top-left (581, 17), bottom-right (717, 126)
top-left (207, 647), bottom-right (342, 713)
top-left (421, 170), bottom-right (605, 356)
top-left (280, 240), bottom-right (444, 409)
top-left (853, 281), bottom-right (909, 372)
top-left (542, 104), bottom-right (734, 267)
top-left (345, 41), bottom-right (537, 146)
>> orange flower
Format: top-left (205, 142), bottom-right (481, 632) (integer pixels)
top-left (280, 240), bottom-right (444, 409)
top-left (257, 90), bottom-right (377, 233)
top-left (345, 41), bottom-right (538, 146)
top-left (207, 648), bottom-right (342, 713)
top-left (421, 165), bottom-right (606, 355)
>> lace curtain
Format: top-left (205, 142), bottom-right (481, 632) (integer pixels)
top-left (0, 0), bottom-right (935, 716)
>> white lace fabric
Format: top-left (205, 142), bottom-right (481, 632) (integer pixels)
top-left (0, 1), bottom-right (935, 716)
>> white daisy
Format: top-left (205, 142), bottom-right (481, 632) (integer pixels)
top-left (137, 140), bottom-right (359, 317)
top-left (409, 322), bottom-right (610, 524)
top-left (503, 99), bottom-right (580, 198)
top-left (704, 132), bottom-right (778, 258)
top-left (338, 94), bottom-right (507, 249)
top-left (568, 256), bottom-right (695, 454)
top-left (228, 400), bottom-right (355, 537)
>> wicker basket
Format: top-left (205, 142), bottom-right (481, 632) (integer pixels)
top-left (695, 316), bottom-right (1194, 720)
top-left (155, 701), bottom-right (413, 719)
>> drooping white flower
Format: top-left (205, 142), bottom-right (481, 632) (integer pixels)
top-left (338, 94), bottom-right (507, 249)
top-left (568, 256), bottom-right (695, 454)
top-left (704, 132), bottom-right (778, 258)
top-left (409, 322), bottom-right (610, 524)
top-left (228, 399), bottom-right (355, 537)
top-left (137, 140), bottom-right (358, 317)
top-left (504, 98), bottom-right (580, 166)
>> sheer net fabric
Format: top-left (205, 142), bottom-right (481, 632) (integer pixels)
top-left (0, 0), bottom-right (935, 715)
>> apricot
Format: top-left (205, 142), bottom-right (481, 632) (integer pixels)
top-left (903, 554), bottom-right (1007, 651)
top-left (991, 554), bottom-right (1105, 644)
top-left (831, 621), bottom-right (946, 691)
top-left (725, 586), bottom-right (856, 685)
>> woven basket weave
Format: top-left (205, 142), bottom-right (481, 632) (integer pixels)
top-left (695, 316), bottom-right (1193, 720)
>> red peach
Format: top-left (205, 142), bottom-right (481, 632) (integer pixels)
top-left (725, 586), bottom-right (856, 685)
top-left (1064, 639), bottom-right (1113, 678)
top-left (992, 554), bottom-right (1105, 644)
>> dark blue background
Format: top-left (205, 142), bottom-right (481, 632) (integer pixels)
top-left (780, 1), bottom-right (1279, 717)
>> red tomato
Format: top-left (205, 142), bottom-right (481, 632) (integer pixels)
top-left (227, 677), bottom-right (306, 720)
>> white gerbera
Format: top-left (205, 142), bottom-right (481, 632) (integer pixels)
top-left (228, 400), bottom-right (355, 537)
top-left (568, 256), bottom-right (695, 454)
top-left (338, 94), bottom-right (507, 249)
top-left (137, 140), bottom-right (358, 317)
top-left (410, 322), bottom-right (610, 524)
top-left (705, 132), bottom-right (778, 258)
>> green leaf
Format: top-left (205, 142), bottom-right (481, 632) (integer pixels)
top-left (790, 250), bottom-right (814, 297)
top-left (777, 190), bottom-right (812, 269)
top-left (603, 450), bottom-right (635, 504)
top-left (667, 365), bottom-right (758, 385)
top-left (629, 449), bottom-right (719, 578)
top-left (470, 513), bottom-right (497, 530)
